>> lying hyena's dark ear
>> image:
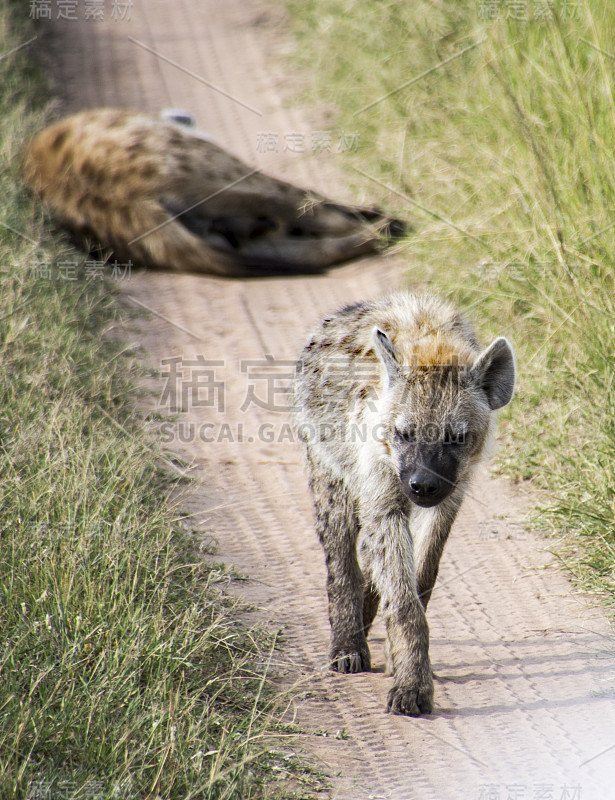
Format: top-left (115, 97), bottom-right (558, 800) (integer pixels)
top-left (470, 337), bottom-right (516, 410)
top-left (372, 327), bottom-right (401, 386)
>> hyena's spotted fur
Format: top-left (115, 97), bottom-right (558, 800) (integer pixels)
top-left (24, 108), bottom-right (405, 277)
top-left (292, 293), bottom-right (515, 715)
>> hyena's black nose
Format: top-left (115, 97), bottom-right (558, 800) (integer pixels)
top-left (408, 472), bottom-right (440, 499)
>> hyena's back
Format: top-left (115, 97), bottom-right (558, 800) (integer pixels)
top-left (24, 108), bottom-right (406, 277)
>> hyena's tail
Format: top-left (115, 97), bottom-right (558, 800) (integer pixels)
top-left (23, 109), bottom-right (408, 277)
top-left (159, 195), bottom-right (408, 277)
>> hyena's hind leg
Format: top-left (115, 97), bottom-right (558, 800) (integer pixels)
top-left (307, 454), bottom-right (371, 673)
top-left (362, 583), bottom-right (380, 637)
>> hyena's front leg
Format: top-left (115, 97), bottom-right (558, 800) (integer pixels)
top-left (308, 457), bottom-right (370, 674)
top-left (361, 507), bottom-right (433, 716)
top-left (415, 500), bottom-right (461, 609)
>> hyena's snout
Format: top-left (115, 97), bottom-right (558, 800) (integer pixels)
top-left (407, 468), bottom-right (442, 506)
top-left (399, 457), bottom-right (457, 508)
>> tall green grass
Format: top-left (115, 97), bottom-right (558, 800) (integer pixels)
top-left (288, 1), bottom-right (615, 602)
top-left (0, 5), bottom-right (308, 798)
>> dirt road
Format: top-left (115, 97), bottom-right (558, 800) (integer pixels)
top-left (34, 1), bottom-right (615, 797)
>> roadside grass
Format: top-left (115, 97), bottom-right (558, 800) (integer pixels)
top-left (0, 6), bottom-right (316, 799)
top-left (287, 1), bottom-right (615, 603)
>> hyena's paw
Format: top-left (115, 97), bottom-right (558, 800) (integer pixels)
top-left (329, 642), bottom-right (371, 674)
top-left (387, 676), bottom-right (434, 716)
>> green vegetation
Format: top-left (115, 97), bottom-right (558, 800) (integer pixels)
top-left (0, 5), bottom-right (309, 799)
top-left (288, 1), bottom-right (615, 601)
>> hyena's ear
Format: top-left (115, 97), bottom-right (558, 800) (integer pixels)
top-left (372, 327), bottom-right (401, 386)
top-left (470, 337), bottom-right (516, 410)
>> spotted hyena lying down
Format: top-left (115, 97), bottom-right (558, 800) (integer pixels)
top-left (24, 108), bottom-right (406, 277)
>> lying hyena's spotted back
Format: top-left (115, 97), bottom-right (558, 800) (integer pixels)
top-left (24, 108), bottom-right (406, 277)
top-left (292, 293), bottom-right (515, 715)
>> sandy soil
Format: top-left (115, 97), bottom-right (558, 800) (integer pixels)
top-left (30, 1), bottom-right (615, 797)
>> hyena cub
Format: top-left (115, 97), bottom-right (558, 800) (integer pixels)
top-left (292, 292), bottom-right (515, 716)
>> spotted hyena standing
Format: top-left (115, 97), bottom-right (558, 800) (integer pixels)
top-left (292, 292), bottom-right (515, 716)
top-left (24, 108), bottom-right (405, 277)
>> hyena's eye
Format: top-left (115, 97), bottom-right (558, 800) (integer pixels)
top-left (395, 426), bottom-right (416, 443)
top-left (443, 427), bottom-right (466, 445)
